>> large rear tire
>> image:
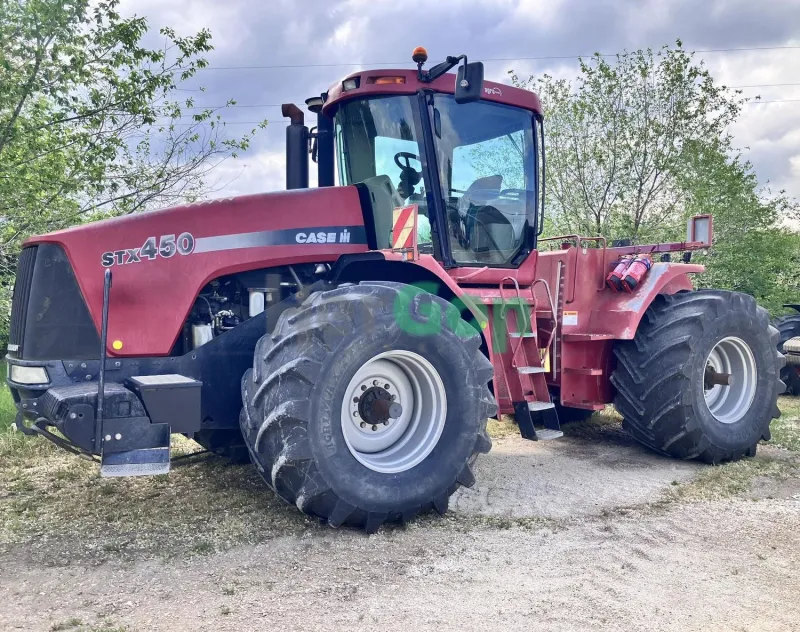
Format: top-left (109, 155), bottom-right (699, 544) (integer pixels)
top-left (240, 281), bottom-right (496, 532)
top-left (774, 312), bottom-right (800, 395)
top-left (611, 290), bottom-right (784, 463)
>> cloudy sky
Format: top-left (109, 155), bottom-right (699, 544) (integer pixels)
top-left (121, 0), bottom-right (800, 201)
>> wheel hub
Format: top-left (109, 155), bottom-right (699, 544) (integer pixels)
top-left (703, 336), bottom-right (757, 424)
top-left (355, 386), bottom-right (403, 428)
top-left (340, 351), bottom-right (447, 474)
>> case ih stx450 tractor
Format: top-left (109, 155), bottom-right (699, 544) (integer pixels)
top-left (7, 49), bottom-right (785, 532)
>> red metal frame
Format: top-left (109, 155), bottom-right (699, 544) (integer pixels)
top-left (323, 69), bottom-right (543, 117)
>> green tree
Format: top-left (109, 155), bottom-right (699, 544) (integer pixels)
top-left (680, 140), bottom-right (800, 313)
top-left (510, 41), bottom-right (800, 314)
top-left (0, 0), bottom-right (263, 339)
top-left (510, 41), bottom-right (745, 242)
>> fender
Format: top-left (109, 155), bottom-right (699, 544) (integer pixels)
top-left (589, 262), bottom-right (704, 339)
top-left (332, 251), bottom-right (489, 340)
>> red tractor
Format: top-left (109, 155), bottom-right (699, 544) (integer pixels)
top-left (6, 49), bottom-right (785, 532)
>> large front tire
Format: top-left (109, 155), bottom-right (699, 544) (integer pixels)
top-left (240, 281), bottom-right (496, 532)
top-left (611, 291), bottom-right (784, 463)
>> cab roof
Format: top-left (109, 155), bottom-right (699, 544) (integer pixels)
top-left (323, 68), bottom-right (542, 116)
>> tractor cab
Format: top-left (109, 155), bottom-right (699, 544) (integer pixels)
top-left (293, 48), bottom-right (544, 269)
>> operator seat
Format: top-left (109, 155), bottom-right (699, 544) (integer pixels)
top-left (359, 175), bottom-right (405, 249)
top-left (467, 205), bottom-right (515, 264)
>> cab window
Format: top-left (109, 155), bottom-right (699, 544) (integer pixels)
top-left (432, 95), bottom-right (536, 266)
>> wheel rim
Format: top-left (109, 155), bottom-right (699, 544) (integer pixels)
top-left (340, 350), bottom-right (447, 474)
top-left (703, 336), bottom-right (757, 424)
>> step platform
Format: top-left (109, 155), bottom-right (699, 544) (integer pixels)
top-left (101, 447), bottom-right (170, 477)
top-left (514, 401), bottom-right (563, 441)
top-left (99, 374), bottom-right (201, 477)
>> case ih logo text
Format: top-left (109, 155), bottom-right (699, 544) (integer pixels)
top-left (101, 233), bottom-right (195, 267)
top-left (295, 228), bottom-right (351, 244)
top-left (484, 86), bottom-right (502, 96)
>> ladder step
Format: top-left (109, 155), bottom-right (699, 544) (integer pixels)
top-left (563, 367), bottom-right (604, 376)
top-left (562, 333), bottom-right (615, 342)
top-left (535, 429), bottom-right (564, 441)
top-left (509, 332), bottom-right (537, 338)
top-left (527, 401), bottom-right (555, 411)
top-left (517, 366), bottom-right (547, 374)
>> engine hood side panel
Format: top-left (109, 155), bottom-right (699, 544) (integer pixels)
top-left (25, 187), bottom-right (368, 356)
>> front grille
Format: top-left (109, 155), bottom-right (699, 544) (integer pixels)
top-left (8, 246), bottom-right (37, 356)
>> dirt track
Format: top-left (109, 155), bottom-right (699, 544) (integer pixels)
top-left (2, 424), bottom-right (800, 632)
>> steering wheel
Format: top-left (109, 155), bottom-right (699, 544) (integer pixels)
top-left (394, 151), bottom-right (421, 170)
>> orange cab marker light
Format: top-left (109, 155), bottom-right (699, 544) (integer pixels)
top-left (412, 47), bottom-right (428, 64)
top-left (371, 76), bottom-right (406, 85)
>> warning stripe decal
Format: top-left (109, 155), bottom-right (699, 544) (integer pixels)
top-left (392, 206), bottom-right (416, 249)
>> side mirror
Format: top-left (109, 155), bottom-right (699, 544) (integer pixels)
top-left (455, 62), bottom-right (484, 104)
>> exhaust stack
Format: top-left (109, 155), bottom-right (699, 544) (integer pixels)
top-left (282, 104), bottom-right (309, 190)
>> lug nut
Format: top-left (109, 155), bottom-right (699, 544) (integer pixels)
top-left (371, 425), bottom-right (378, 431)
top-left (353, 411), bottom-right (359, 417)
top-left (361, 385), bottom-right (367, 391)
top-left (391, 395), bottom-right (396, 400)
top-left (373, 380), bottom-right (379, 386)
top-left (353, 397), bottom-right (359, 403)
top-left (360, 422), bottom-right (366, 428)
top-left (384, 383), bottom-right (390, 389)
top-left (383, 420), bottom-right (390, 426)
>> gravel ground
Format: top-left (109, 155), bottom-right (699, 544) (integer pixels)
top-left (1, 415), bottom-right (799, 632)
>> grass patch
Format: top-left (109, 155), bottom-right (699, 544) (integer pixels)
top-left (560, 407), bottom-right (630, 442)
top-left (486, 415), bottom-right (518, 439)
top-left (0, 436), bottom-right (313, 560)
top-left (0, 363), bottom-right (315, 560)
top-left (773, 396), bottom-right (800, 452)
top-left (669, 452), bottom-right (797, 501)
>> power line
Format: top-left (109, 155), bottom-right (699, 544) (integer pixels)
top-left (197, 45), bottom-right (800, 71)
top-left (732, 82), bottom-right (800, 88)
top-left (164, 96), bottom-right (800, 112)
top-left (746, 99), bottom-right (800, 104)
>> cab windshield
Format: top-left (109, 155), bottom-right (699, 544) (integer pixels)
top-left (334, 96), bottom-right (431, 249)
top-left (430, 94), bottom-right (536, 266)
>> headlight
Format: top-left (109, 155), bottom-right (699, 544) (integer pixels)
top-left (10, 364), bottom-right (49, 385)
top-left (342, 77), bottom-right (360, 91)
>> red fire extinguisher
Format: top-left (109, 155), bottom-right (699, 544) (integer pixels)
top-left (606, 256), bottom-right (633, 292)
top-left (622, 255), bottom-right (652, 292)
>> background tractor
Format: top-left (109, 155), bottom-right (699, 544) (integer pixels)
top-left (5, 49), bottom-right (785, 532)
top-left (775, 305), bottom-right (800, 394)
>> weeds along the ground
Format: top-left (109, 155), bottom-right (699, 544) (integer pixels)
top-left (1, 351), bottom-right (799, 560)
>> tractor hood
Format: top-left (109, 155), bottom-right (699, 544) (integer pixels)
top-left (23, 186), bottom-right (368, 356)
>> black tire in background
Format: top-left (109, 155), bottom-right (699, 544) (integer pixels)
top-left (611, 290), bottom-right (784, 464)
top-left (240, 281), bottom-right (496, 533)
top-left (774, 312), bottom-right (800, 395)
